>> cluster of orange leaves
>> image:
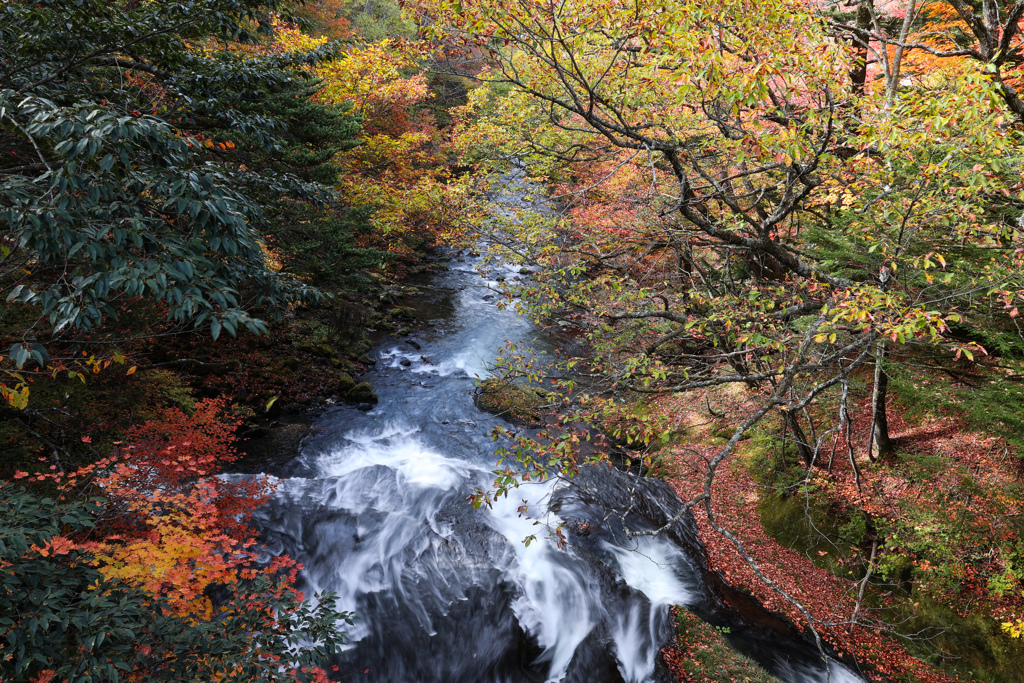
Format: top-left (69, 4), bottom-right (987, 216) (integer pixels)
top-left (14, 399), bottom-right (281, 619)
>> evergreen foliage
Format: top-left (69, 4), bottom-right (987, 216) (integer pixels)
top-left (0, 0), bottom-right (364, 356)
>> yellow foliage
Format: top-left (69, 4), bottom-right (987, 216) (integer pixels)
top-left (84, 484), bottom-right (249, 619)
top-left (1003, 619), bottom-right (1024, 639)
top-left (314, 41), bottom-right (430, 126)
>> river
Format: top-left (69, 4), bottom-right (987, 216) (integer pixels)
top-left (249, 174), bottom-right (864, 683)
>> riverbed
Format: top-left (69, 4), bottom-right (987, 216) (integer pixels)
top-left (249, 174), bottom-right (863, 683)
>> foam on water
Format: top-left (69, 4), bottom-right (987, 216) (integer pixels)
top-left (610, 602), bottom-right (660, 683)
top-left (487, 480), bottom-right (598, 682)
top-left (603, 536), bottom-right (698, 607)
top-left (318, 430), bottom-right (483, 490)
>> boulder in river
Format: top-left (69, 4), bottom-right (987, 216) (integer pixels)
top-left (346, 382), bottom-right (379, 404)
top-left (474, 378), bottom-right (552, 425)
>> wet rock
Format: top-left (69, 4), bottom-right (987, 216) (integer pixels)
top-left (388, 307), bottom-right (419, 319)
top-left (346, 382), bottom-right (379, 404)
top-left (399, 359), bottom-right (412, 367)
top-left (356, 402), bottom-right (374, 412)
top-left (405, 339), bottom-right (422, 350)
top-left (519, 267), bottom-right (530, 275)
top-left (359, 354), bottom-right (375, 365)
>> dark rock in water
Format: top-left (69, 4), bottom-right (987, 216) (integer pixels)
top-left (357, 402), bottom-right (374, 412)
top-left (400, 359), bottom-right (412, 367)
top-left (406, 339), bottom-right (422, 350)
top-left (385, 306), bottom-right (419, 319)
top-left (482, 295), bottom-right (495, 301)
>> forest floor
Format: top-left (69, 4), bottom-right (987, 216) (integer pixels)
top-left (656, 379), bottom-right (1023, 683)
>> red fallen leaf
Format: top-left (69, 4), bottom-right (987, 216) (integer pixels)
top-left (81, 436), bottom-right (92, 443)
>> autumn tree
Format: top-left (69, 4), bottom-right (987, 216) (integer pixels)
top-left (409, 0), bottom-right (1024, 662)
top-left (0, 482), bottom-right (349, 683)
top-left (2, 398), bottom-right (353, 681)
top-left (272, 19), bottom-right (485, 264)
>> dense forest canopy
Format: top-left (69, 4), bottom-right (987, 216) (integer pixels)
top-left (3, 0), bottom-right (1024, 681)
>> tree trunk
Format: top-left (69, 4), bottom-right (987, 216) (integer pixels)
top-left (868, 341), bottom-right (892, 461)
top-left (786, 411), bottom-right (816, 468)
top-left (850, 0), bottom-right (872, 97)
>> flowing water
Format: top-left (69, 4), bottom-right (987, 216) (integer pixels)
top-left (250, 175), bottom-right (864, 683)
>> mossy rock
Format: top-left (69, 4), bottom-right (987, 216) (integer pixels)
top-left (387, 307), bottom-right (418, 319)
top-left (345, 382), bottom-right (378, 404)
top-left (475, 378), bottom-right (551, 425)
top-left (337, 373), bottom-right (356, 394)
top-left (282, 357), bottom-right (303, 371)
top-left (295, 341), bottom-right (336, 358)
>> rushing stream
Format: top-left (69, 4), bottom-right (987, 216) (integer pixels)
top-left (249, 175), bottom-right (864, 683)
